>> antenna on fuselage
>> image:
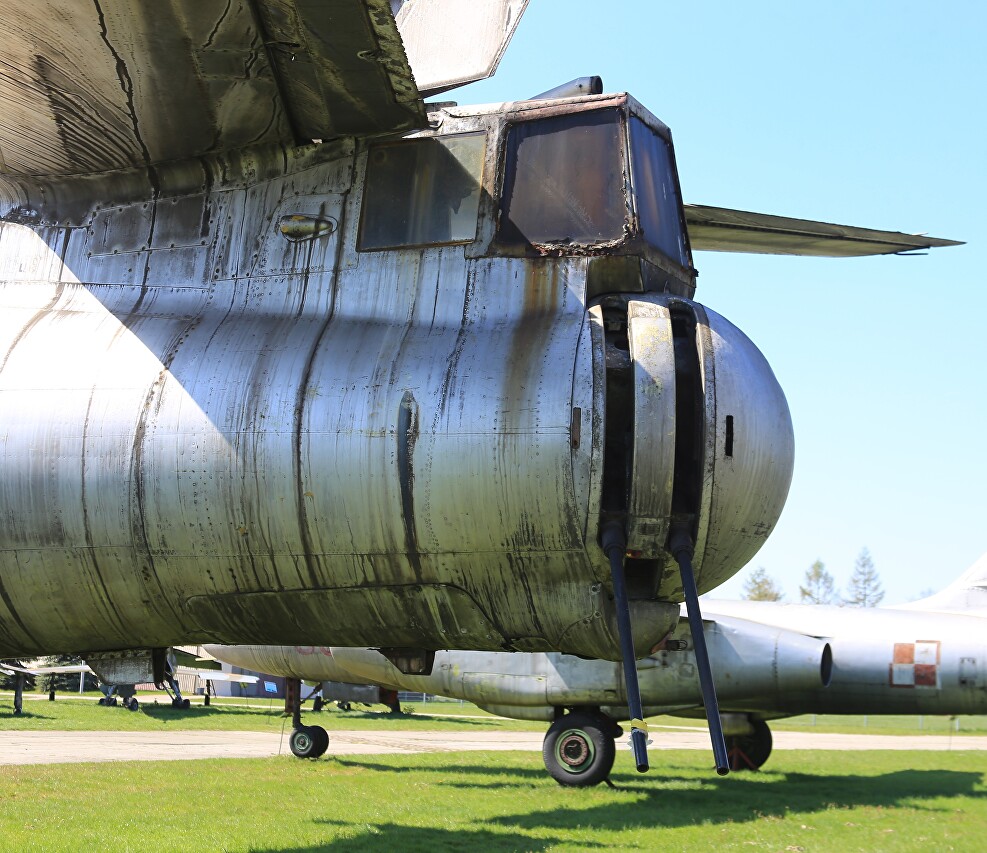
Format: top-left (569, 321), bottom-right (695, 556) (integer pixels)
top-left (529, 76), bottom-right (604, 100)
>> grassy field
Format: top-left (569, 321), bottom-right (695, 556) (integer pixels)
top-left (3, 691), bottom-right (986, 738)
top-left (0, 749), bottom-right (984, 851)
top-left (2, 694), bottom-right (986, 850)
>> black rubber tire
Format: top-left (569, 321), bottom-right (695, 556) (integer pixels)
top-left (127, 698), bottom-right (139, 712)
top-left (727, 719), bottom-right (773, 771)
top-left (182, 698), bottom-right (190, 710)
top-left (337, 701), bottom-right (351, 712)
top-left (543, 711), bottom-right (616, 787)
top-left (309, 725), bottom-right (330, 758)
top-left (290, 726), bottom-right (326, 759)
top-left (109, 697), bottom-right (118, 707)
top-left (312, 696), bottom-right (324, 712)
top-left (97, 697), bottom-right (107, 706)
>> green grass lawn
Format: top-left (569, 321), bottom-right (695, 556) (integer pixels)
top-left (0, 693), bottom-right (547, 733)
top-left (3, 691), bottom-right (986, 738)
top-left (0, 749), bottom-right (983, 851)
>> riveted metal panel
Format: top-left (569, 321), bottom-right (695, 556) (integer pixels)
top-left (625, 298), bottom-right (675, 556)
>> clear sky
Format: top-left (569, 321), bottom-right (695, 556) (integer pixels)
top-left (455, 1), bottom-right (987, 603)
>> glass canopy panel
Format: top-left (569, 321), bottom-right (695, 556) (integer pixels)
top-left (359, 132), bottom-right (486, 250)
top-left (629, 117), bottom-right (689, 267)
top-left (499, 109), bottom-right (625, 246)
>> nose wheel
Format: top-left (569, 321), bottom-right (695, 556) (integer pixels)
top-left (289, 725), bottom-right (330, 758)
top-left (286, 677), bottom-right (330, 759)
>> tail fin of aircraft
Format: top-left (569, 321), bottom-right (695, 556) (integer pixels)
top-left (906, 552), bottom-right (987, 615)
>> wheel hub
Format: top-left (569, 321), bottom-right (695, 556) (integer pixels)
top-left (557, 731), bottom-right (594, 771)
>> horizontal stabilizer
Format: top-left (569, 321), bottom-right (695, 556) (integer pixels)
top-left (901, 551), bottom-right (987, 616)
top-left (685, 204), bottom-right (962, 257)
top-left (395, 0), bottom-right (529, 96)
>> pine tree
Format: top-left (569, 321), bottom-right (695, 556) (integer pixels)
top-left (799, 559), bottom-right (838, 604)
top-left (844, 547), bottom-right (885, 607)
top-left (741, 567), bottom-right (784, 601)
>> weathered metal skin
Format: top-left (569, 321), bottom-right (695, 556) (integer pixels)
top-left (0, 94), bottom-right (793, 662)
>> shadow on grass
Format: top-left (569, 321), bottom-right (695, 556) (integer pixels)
top-left (490, 768), bottom-right (987, 831)
top-left (0, 709), bottom-right (52, 721)
top-left (268, 820), bottom-right (585, 852)
top-left (329, 758), bottom-right (985, 830)
top-left (331, 757), bottom-right (549, 781)
top-left (137, 704), bottom-right (278, 722)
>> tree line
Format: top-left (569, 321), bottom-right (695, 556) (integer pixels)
top-left (741, 547), bottom-right (885, 606)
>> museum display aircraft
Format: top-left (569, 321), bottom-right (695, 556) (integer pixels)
top-left (0, 0), bottom-right (959, 773)
top-left (209, 550), bottom-right (987, 784)
top-left (0, 647), bottom-right (256, 713)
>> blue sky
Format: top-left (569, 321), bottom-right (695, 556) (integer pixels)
top-left (456, 1), bottom-right (987, 603)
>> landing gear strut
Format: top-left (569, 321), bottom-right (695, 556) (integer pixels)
top-left (286, 677), bottom-right (329, 759)
top-left (13, 672), bottom-right (24, 715)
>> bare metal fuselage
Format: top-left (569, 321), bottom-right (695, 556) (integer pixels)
top-left (0, 96), bottom-right (794, 661)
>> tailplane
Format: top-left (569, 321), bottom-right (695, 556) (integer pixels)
top-left (904, 551), bottom-right (987, 615)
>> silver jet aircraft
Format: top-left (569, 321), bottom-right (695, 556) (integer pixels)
top-left (0, 0), bottom-right (958, 772)
top-left (210, 551), bottom-right (987, 785)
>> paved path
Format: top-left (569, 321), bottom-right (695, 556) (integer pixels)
top-left (1, 729), bottom-right (986, 766)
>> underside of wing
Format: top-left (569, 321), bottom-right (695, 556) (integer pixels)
top-left (0, 0), bottom-right (425, 177)
top-left (685, 204), bottom-right (963, 257)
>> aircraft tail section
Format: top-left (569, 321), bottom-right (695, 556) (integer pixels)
top-left (906, 551), bottom-right (987, 615)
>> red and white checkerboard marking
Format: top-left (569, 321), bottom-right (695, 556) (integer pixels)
top-left (890, 640), bottom-right (940, 688)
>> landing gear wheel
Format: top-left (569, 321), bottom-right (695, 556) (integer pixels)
top-left (172, 697), bottom-right (191, 710)
top-left (98, 697), bottom-right (107, 706)
top-left (727, 720), bottom-right (773, 771)
top-left (127, 697), bottom-right (139, 712)
top-left (290, 725), bottom-right (330, 759)
top-left (309, 725), bottom-right (329, 757)
top-left (109, 697), bottom-right (118, 707)
top-left (312, 696), bottom-right (324, 712)
top-left (337, 701), bottom-right (351, 712)
top-left (543, 712), bottom-right (616, 787)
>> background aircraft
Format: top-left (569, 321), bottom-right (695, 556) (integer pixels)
top-left (209, 550), bottom-right (987, 784)
top-left (0, 0), bottom-right (957, 773)
top-left (1, 647), bottom-right (256, 713)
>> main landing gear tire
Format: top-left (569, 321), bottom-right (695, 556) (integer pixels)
top-left (727, 719), bottom-right (773, 771)
top-left (171, 698), bottom-right (191, 710)
top-left (290, 725), bottom-right (330, 759)
top-left (543, 712), bottom-right (616, 787)
top-left (127, 698), bottom-right (139, 712)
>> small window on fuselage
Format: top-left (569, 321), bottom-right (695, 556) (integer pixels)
top-left (359, 132), bottom-right (486, 251)
top-left (498, 109), bottom-right (625, 247)
top-left (628, 117), bottom-right (689, 267)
